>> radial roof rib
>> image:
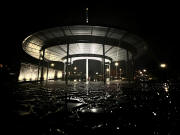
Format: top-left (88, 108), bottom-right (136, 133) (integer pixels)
top-left (61, 27), bottom-right (67, 38)
top-left (105, 46), bottom-right (114, 54)
top-left (58, 46), bottom-right (67, 53)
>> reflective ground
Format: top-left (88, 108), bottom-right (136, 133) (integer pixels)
top-left (2, 80), bottom-right (180, 135)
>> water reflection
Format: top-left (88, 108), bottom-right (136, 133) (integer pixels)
top-left (163, 83), bottom-right (169, 92)
top-left (85, 83), bottom-right (89, 96)
top-left (9, 81), bottom-right (180, 135)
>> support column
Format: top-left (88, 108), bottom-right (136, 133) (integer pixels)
top-left (101, 58), bottom-right (103, 80)
top-left (86, 59), bottom-right (89, 82)
top-left (109, 63), bottom-right (111, 80)
top-left (37, 51), bottom-right (41, 81)
top-left (103, 44), bottom-right (106, 84)
top-left (46, 61), bottom-right (49, 82)
top-left (40, 49), bottom-right (45, 82)
top-left (64, 62), bottom-right (66, 80)
top-left (70, 57), bottom-right (72, 76)
top-left (66, 44), bottom-right (69, 85)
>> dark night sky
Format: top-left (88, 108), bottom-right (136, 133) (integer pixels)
top-left (0, 3), bottom-right (179, 77)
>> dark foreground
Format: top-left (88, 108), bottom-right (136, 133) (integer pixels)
top-left (2, 81), bottom-right (180, 135)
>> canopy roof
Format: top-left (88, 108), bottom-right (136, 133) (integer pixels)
top-left (22, 25), bottom-right (147, 62)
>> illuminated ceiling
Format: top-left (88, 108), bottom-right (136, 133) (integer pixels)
top-left (22, 25), bottom-right (147, 62)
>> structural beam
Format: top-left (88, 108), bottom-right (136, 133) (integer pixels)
top-left (62, 54), bottom-right (112, 61)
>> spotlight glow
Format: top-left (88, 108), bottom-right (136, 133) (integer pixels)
top-left (91, 108), bottom-right (97, 113)
top-left (160, 63), bottom-right (167, 68)
top-left (115, 62), bottom-right (119, 66)
top-left (51, 63), bottom-right (54, 67)
top-left (74, 66), bottom-right (77, 70)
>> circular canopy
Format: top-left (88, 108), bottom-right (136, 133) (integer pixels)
top-left (22, 25), bottom-right (147, 62)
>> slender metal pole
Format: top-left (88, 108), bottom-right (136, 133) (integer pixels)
top-left (46, 61), bottom-right (49, 82)
top-left (70, 57), bottom-right (72, 77)
top-left (120, 68), bottom-right (121, 80)
top-left (109, 63), bottom-right (111, 80)
top-left (64, 62), bottom-right (66, 80)
top-left (37, 51), bottom-right (41, 82)
top-left (40, 49), bottom-right (45, 83)
top-left (103, 44), bottom-right (106, 84)
top-left (66, 44), bottom-right (69, 85)
top-left (116, 65), bottom-right (117, 78)
top-left (86, 59), bottom-right (89, 82)
top-left (101, 58), bottom-right (103, 81)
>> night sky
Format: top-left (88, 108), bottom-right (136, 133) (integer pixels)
top-left (0, 4), bottom-right (179, 78)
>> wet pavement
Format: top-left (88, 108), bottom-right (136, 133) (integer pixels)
top-left (2, 81), bottom-right (180, 135)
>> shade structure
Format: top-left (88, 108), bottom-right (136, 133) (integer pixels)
top-left (22, 25), bottom-right (147, 63)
